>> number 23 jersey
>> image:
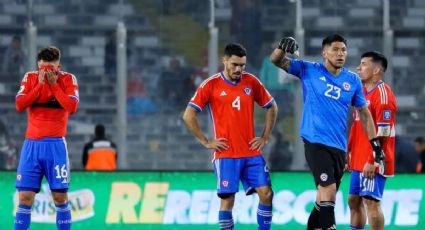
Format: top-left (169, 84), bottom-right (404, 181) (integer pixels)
top-left (189, 72), bottom-right (274, 159)
top-left (288, 59), bottom-right (366, 152)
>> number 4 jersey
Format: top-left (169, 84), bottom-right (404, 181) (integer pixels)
top-left (188, 72), bottom-right (274, 159)
top-left (288, 59), bottom-right (366, 152)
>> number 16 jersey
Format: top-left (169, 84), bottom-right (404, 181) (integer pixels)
top-left (189, 72), bottom-right (274, 159)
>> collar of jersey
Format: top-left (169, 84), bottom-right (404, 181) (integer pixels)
top-left (320, 62), bottom-right (346, 78)
top-left (220, 72), bottom-right (241, 86)
top-left (365, 80), bottom-right (384, 96)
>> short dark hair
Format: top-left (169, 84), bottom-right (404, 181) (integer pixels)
top-left (224, 43), bottom-right (246, 57)
top-left (322, 34), bottom-right (347, 49)
top-left (361, 51), bottom-right (388, 72)
top-left (37, 46), bottom-right (61, 62)
top-left (95, 124), bottom-right (105, 138)
top-left (415, 136), bottom-right (425, 144)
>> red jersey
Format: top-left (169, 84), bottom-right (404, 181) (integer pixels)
top-left (189, 72), bottom-right (274, 159)
top-left (16, 71), bottom-right (79, 139)
top-left (348, 82), bottom-right (397, 176)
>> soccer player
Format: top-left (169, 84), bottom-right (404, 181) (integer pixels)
top-left (183, 43), bottom-right (277, 230)
top-left (270, 35), bottom-right (385, 230)
top-left (347, 51), bottom-right (397, 230)
top-left (14, 46), bottom-right (79, 230)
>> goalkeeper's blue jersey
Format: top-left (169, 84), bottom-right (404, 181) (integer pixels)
top-left (288, 59), bottom-right (366, 152)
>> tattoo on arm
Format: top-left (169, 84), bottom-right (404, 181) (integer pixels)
top-left (279, 57), bottom-right (291, 72)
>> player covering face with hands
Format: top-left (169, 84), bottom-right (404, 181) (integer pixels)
top-left (270, 35), bottom-right (385, 230)
top-left (183, 43), bottom-right (277, 230)
top-left (14, 46), bottom-right (79, 230)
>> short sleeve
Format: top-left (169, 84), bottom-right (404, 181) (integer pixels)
top-left (188, 81), bottom-right (211, 112)
top-left (253, 78), bottom-right (274, 109)
top-left (352, 76), bottom-right (367, 108)
top-left (64, 74), bottom-right (79, 102)
top-left (288, 58), bottom-right (303, 78)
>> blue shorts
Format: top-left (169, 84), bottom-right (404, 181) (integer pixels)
top-left (213, 155), bottom-right (271, 196)
top-left (16, 138), bottom-right (70, 193)
top-left (349, 170), bottom-right (386, 201)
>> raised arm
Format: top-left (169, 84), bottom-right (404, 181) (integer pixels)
top-left (270, 37), bottom-right (298, 72)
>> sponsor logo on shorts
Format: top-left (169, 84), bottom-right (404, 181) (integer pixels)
top-left (320, 173), bottom-right (328, 182)
top-left (222, 180), bottom-right (229, 187)
top-left (264, 165), bottom-right (269, 172)
top-left (16, 174), bottom-right (22, 181)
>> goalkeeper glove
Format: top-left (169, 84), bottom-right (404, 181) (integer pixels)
top-left (278, 37), bottom-right (299, 54)
top-left (370, 138), bottom-right (385, 175)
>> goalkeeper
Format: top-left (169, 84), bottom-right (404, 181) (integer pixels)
top-left (270, 35), bottom-right (385, 230)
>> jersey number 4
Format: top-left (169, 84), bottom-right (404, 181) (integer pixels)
top-left (324, 84), bottom-right (341, 100)
top-left (232, 96), bottom-right (241, 111)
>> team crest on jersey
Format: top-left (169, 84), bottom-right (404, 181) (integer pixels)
top-left (343, 82), bottom-right (351, 91)
top-left (17, 174), bottom-right (22, 181)
top-left (383, 110), bottom-right (391, 120)
top-left (222, 180), bottom-right (229, 187)
top-left (320, 173), bottom-right (328, 182)
top-left (244, 87), bottom-right (252, 95)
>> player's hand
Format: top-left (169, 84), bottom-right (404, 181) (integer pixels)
top-left (249, 137), bottom-right (268, 151)
top-left (204, 138), bottom-right (228, 152)
top-left (362, 162), bottom-right (376, 179)
top-left (46, 71), bottom-right (58, 84)
top-left (278, 37), bottom-right (299, 55)
top-left (38, 69), bottom-right (46, 83)
top-left (370, 138), bottom-right (386, 175)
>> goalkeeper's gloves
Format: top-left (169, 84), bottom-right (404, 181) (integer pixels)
top-left (278, 37), bottom-right (299, 54)
top-left (370, 138), bottom-right (385, 175)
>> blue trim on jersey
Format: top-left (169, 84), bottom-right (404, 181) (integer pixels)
top-left (188, 102), bottom-right (202, 112)
top-left (365, 81), bottom-right (384, 96)
top-left (262, 98), bottom-right (274, 109)
top-left (26, 137), bottom-right (64, 142)
top-left (69, 95), bottom-right (79, 102)
top-left (377, 123), bottom-right (390, 126)
top-left (220, 72), bottom-right (241, 86)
